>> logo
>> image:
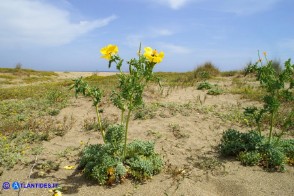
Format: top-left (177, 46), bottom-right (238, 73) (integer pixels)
top-left (12, 182), bottom-right (20, 190)
top-left (2, 182), bottom-right (10, 190)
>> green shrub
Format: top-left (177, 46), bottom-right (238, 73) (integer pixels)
top-left (219, 129), bottom-right (293, 171)
top-left (78, 125), bottom-right (163, 185)
top-left (245, 56), bottom-right (293, 143)
top-left (197, 82), bottom-right (223, 95)
top-left (278, 139), bottom-right (294, 165)
top-left (219, 129), bottom-right (263, 156)
top-left (125, 153), bottom-right (162, 181)
top-left (219, 129), bottom-right (244, 156)
top-left (79, 141), bottom-right (162, 185)
top-left (197, 82), bottom-right (213, 90)
top-left (193, 62), bottom-right (220, 80)
top-left (207, 88), bottom-right (223, 95)
top-left (238, 151), bottom-right (261, 166)
top-left (259, 143), bottom-right (286, 171)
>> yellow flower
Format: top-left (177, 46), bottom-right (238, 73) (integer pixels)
top-left (63, 165), bottom-right (75, 170)
top-left (263, 51), bottom-right (267, 56)
top-left (100, 44), bottom-right (118, 60)
top-left (50, 190), bottom-right (62, 196)
top-left (144, 47), bottom-right (164, 64)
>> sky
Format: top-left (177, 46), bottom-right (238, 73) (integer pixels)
top-left (0, 0), bottom-right (293, 72)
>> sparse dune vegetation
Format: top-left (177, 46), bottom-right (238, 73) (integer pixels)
top-left (0, 53), bottom-right (293, 196)
top-left (1, 0), bottom-right (293, 195)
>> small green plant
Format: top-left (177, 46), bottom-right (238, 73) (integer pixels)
top-left (197, 82), bottom-right (223, 95)
top-left (278, 139), bottom-right (294, 165)
top-left (238, 151), bottom-right (261, 166)
top-left (245, 51), bottom-right (294, 143)
top-left (134, 104), bottom-right (157, 120)
top-left (0, 128), bottom-right (53, 169)
top-left (107, 44), bottom-right (162, 158)
top-left (75, 44), bottom-right (163, 185)
top-left (219, 129), bottom-right (293, 171)
top-left (48, 109), bottom-right (60, 116)
top-left (168, 123), bottom-right (187, 139)
top-left (207, 87), bottom-right (223, 95)
top-left (197, 81), bottom-right (213, 90)
top-left (219, 52), bottom-right (293, 171)
top-left (259, 143), bottom-right (286, 171)
top-left (36, 160), bottom-right (60, 173)
top-left (219, 129), bottom-right (263, 156)
top-left (71, 77), bottom-right (105, 142)
top-left (79, 125), bottom-right (162, 185)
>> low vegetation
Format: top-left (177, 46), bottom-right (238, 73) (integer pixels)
top-left (219, 52), bottom-right (294, 171)
top-left (0, 49), bottom-right (292, 196)
top-left (193, 62), bottom-right (220, 80)
top-left (0, 71), bottom-right (72, 169)
top-left (72, 44), bottom-right (163, 185)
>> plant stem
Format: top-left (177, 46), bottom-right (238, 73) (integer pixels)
top-left (120, 110), bottom-right (124, 125)
top-left (275, 130), bottom-right (285, 146)
top-left (268, 111), bottom-right (274, 143)
top-left (123, 109), bottom-right (132, 159)
top-left (96, 105), bottom-right (105, 143)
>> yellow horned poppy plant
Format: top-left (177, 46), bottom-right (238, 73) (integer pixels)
top-left (100, 44), bottom-right (118, 60)
top-left (144, 47), bottom-right (164, 64)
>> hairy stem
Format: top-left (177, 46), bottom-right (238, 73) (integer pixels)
top-left (96, 105), bottom-right (105, 143)
top-left (268, 111), bottom-right (274, 143)
top-left (123, 109), bottom-right (132, 159)
top-left (120, 110), bottom-right (125, 125)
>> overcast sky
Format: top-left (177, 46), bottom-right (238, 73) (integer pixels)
top-left (0, 0), bottom-right (293, 72)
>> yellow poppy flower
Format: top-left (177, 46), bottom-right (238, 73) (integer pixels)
top-left (100, 44), bottom-right (118, 60)
top-left (144, 47), bottom-right (164, 64)
top-left (49, 190), bottom-right (62, 196)
top-left (53, 190), bottom-right (62, 196)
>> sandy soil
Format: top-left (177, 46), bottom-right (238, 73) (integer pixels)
top-left (0, 72), bottom-right (293, 196)
top-left (54, 71), bottom-right (117, 79)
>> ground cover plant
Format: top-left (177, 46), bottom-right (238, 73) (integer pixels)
top-left (197, 81), bottom-right (213, 90)
top-left (219, 52), bottom-right (294, 171)
top-left (0, 76), bottom-right (72, 169)
top-left (72, 44), bottom-right (163, 185)
top-left (197, 81), bottom-right (223, 95)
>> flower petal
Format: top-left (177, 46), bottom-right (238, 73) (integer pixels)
top-left (100, 44), bottom-right (118, 60)
top-left (63, 165), bottom-right (75, 170)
